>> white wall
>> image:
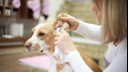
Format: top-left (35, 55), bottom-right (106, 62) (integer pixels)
top-left (47, 0), bottom-right (64, 22)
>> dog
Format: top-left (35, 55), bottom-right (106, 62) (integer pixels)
top-left (24, 13), bottom-right (102, 72)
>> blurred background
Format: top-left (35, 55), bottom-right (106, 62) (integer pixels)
top-left (0, 0), bottom-right (107, 72)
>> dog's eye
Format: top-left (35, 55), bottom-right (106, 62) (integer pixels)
top-left (39, 32), bottom-right (45, 36)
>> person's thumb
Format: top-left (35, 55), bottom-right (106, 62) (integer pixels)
top-left (60, 17), bottom-right (70, 22)
top-left (60, 28), bottom-right (67, 34)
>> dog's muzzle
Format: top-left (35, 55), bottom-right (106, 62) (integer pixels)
top-left (24, 42), bottom-right (32, 51)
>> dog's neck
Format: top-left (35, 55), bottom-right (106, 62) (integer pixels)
top-left (44, 40), bottom-right (60, 72)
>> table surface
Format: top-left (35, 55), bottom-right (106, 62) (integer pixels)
top-left (0, 46), bottom-right (47, 72)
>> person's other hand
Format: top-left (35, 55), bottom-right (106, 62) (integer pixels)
top-left (58, 13), bottom-right (79, 30)
top-left (55, 28), bottom-right (76, 55)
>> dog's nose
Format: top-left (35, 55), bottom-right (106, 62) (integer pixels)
top-left (24, 42), bottom-right (31, 48)
top-left (24, 42), bottom-right (32, 51)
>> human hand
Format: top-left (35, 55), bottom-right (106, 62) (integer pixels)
top-left (55, 28), bottom-right (76, 55)
top-left (58, 13), bottom-right (79, 30)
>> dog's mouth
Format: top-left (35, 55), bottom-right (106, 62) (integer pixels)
top-left (26, 47), bottom-right (33, 52)
top-left (27, 47), bottom-right (44, 52)
top-left (25, 44), bottom-right (31, 51)
top-left (25, 41), bottom-right (47, 53)
top-left (40, 50), bottom-right (43, 52)
top-left (25, 46), bottom-right (42, 52)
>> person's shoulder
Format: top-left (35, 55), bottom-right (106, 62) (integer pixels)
top-left (117, 46), bottom-right (127, 57)
top-left (118, 37), bottom-right (127, 54)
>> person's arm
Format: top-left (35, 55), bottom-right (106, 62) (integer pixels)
top-left (66, 50), bottom-right (93, 72)
top-left (58, 13), bottom-right (101, 42)
top-left (55, 28), bottom-right (93, 72)
top-left (103, 51), bottom-right (127, 72)
top-left (75, 20), bottom-right (101, 42)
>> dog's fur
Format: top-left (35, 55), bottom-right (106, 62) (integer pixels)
top-left (25, 16), bottom-right (102, 72)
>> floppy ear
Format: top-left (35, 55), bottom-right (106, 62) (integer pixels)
top-left (53, 16), bottom-right (60, 29)
top-left (53, 13), bottom-right (69, 31)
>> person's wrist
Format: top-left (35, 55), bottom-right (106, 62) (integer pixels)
top-left (66, 50), bottom-right (76, 55)
top-left (65, 47), bottom-right (77, 55)
top-left (64, 49), bottom-right (79, 62)
top-left (72, 19), bottom-right (79, 30)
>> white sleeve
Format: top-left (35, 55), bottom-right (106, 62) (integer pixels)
top-left (66, 50), bottom-right (93, 72)
top-left (74, 20), bottom-right (101, 42)
top-left (104, 52), bottom-right (127, 72)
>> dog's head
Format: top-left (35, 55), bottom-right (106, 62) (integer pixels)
top-left (25, 14), bottom-right (69, 54)
top-left (24, 22), bottom-right (56, 53)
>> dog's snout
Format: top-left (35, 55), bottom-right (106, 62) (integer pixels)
top-left (24, 42), bottom-right (32, 49)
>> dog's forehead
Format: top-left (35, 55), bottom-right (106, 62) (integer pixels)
top-left (35, 23), bottom-right (53, 30)
top-left (35, 23), bottom-right (46, 28)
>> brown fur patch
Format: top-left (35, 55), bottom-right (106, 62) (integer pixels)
top-left (33, 43), bottom-right (41, 51)
top-left (36, 24), bottom-right (55, 54)
top-left (77, 47), bottom-right (102, 72)
top-left (56, 63), bottom-right (65, 72)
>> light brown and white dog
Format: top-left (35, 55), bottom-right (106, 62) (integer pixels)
top-left (25, 14), bottom-right (102, 72)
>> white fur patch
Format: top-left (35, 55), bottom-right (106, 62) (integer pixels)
top-left (27, 24), bottom-right (49, 52)
top-left (27, 23), bottom-right (73, 72)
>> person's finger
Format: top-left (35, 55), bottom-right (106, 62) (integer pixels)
top-left (54, 41), bottom-right (58, 45)
top-left (54, 37), bottom-right (60, 41)
top-left (63, 13), bottom-right (70, 17)
top-left (55, 33), bottom-right (61, 37)
top-left (57, 13), bottom-right (64, 18)
top-left (60, 28), bottom-right (68, 34)
top-left (60, 17), bottom-right (70, 22)
top-left (55, 30), bottom-right (63, 36)
top-left (58, 13), bottom-right (68, 17)
top-left (54, 37), bottom-right (62, 45)
top-left (55, 28), bottom-right (63, 36)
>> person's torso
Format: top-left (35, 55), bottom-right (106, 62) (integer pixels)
top-left (104, 37), bottom-right (127, 67)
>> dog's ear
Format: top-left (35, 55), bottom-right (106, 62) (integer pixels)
top-left (53, 12), bottom-right (64, 29)
top-left (53, 13), bottom-right (69, 31)
top-left (53, 16), bottom-right (60, 29)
